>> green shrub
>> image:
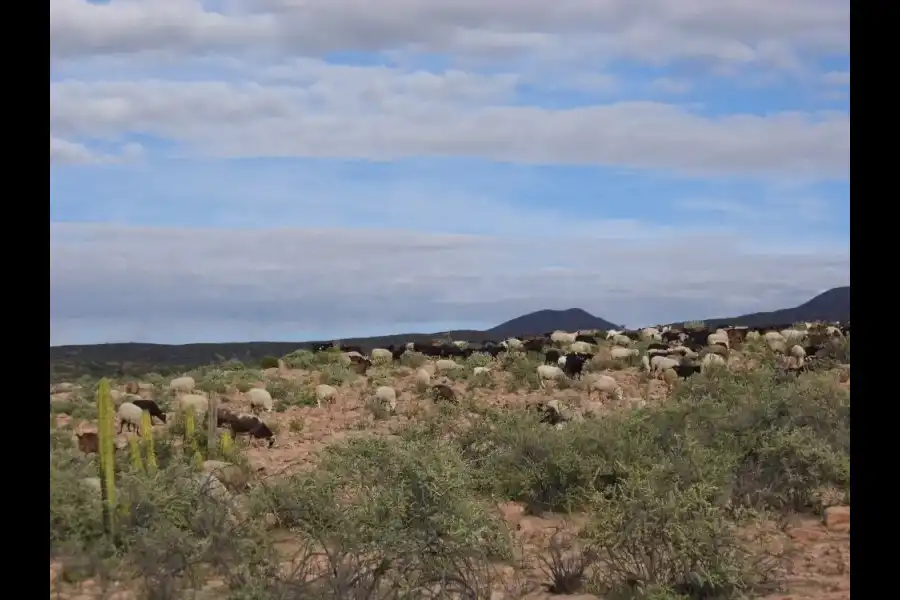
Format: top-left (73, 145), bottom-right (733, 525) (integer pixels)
top-left (583, 467), bottom-right (783, 600)
top-left (248, 437), bottom-right (510, 597)
top-left (281, 349), bottom-right (317, 370)
top-left (400, 351), bottom-right (427, 369)
top-left (259, 355), bottom-right (280, 369)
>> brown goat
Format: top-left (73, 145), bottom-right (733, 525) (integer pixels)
top-left (431, 384), bottom-right (457, 403)
top-left (76, 432), bottom-right (100, 454)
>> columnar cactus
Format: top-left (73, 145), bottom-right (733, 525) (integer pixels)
top-left (207, 396), bottom-right (218, 457)
top-left (128, 437), bottom-right (144, 472)
top-left (183, 408), bottom-right (203, 468)
top-left (140, 411), bottom-right (158, 474)
top-left (95, 379), bottom-right (117, 537)
top-left (220, 431), bottom-right (234, 459)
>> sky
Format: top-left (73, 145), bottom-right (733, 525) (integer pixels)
top-left (50, 0), bottom-right (850, 346)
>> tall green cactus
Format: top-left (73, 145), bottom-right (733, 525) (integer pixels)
top-left (96, 379), bottom-right (118, 538)
top-left (140, 411), bottom-right (158, 474)
top-left (207, 396), bottom-right (218, 458)
top-left (220, 431), bottom-right (234, 459)
top-left (183, 408), bottom-right (203, 469)
top-left (128, 437), bottom-right (144, 472)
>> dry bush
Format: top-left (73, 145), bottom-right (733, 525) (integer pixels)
top-left (50, 342), bottom-right (850, 600)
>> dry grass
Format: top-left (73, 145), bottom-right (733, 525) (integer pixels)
top-left (50, 339), bottom-right (850, 600)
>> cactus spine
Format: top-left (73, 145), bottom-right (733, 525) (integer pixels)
top-left (140, 411), bottom-right (157, 474)
top-left (96, 379), bottom-right (118, 538)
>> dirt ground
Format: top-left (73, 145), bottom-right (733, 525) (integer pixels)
top-left (50, 362), bottom-right (851, 599)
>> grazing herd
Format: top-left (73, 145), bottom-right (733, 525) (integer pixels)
top-left (307, 320), bottom-right (849, 384)
top-left (64, 320), bottom-right (849, 455)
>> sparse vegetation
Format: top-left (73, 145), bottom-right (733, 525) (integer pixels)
top-left (50, 329), bottom-right (850, 600)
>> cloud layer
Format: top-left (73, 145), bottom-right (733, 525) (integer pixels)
top-left (50, 223), bottom-right (849, 345)
top-left (49, 0), bottom-right (850, 344)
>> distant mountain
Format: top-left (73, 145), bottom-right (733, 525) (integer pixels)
top-left (688, 286), bottom-right (850, 329)
top-left (49, 308), bottom-right (619, 378)
top-left (50, 289), bottom-right (849, 379)
top-left (488, 308), bottom-right (618, 338)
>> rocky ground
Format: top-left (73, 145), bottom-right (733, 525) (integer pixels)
top-left (50, 349), bottom-right (851, 599)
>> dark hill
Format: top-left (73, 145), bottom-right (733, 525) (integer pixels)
top-left (683, 286), bottom-right (850, 329)
top-left (488, 308), bottom-right (618, 338)
top-left (50, 288), bottom-right (848, 379)
top-left (49, 308), bottom-right (618, 379)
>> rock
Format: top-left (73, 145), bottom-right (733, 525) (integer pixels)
top-left (824, 505), bottom-right (850, 532)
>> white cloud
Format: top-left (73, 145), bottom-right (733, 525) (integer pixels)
top-left (50, 75), bottom-right (849, 177)
top-left (51, 0), bottom-right (849, 68)
top-left (49, 1), bottom-right (851, 176)
top-left (50, 222), bottom-right (849, 345)
top-left (677, 194), bottom-right (830, 224)
top-left (822, 70), bottom-right (850, 86)
top-left (48, 0), bottom-right (850, 345)
top-left (650, 77), bottom-right (692, 94)
top-left (50, 135), bottom-right (144, 165)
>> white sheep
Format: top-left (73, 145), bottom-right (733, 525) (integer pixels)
top-left (701, 353), bottom-right (727, 369)
top-left (746, 331), bottom-right (761, 340)
top-left (707, 332), bottom-right (729, 348)
top-left (315, 384), bottom-right (338, 408)
top-left (370, 348), bottom-right (393, 361)
top-left (610, 347), bottom-right (639, 360)
top-left (650, 355), bottom-right (681, 375)
top-left (612, 334), bottom-right (633, 347)
top-left (501, 338), bottom-right (524, 351)
top-left (605, 330), bottom-right (623, 340)
top-left (767, 339), bottom-right (787, 354)
top-left (668, 346), bottom-right (699, 360)
top-left (169, 376), bottom-right (196, 393)
top-left (405, 342), bottom-right (416, 351)
top-left (117, 402), bottom-right (144, 433)
top-left (781, 354), bottom-right (807, 371)
top-left (584, 374), bottom-right (624, 402)
top-left (537, 365), bottom-right (565, 387)
top-left (178, 394), bottom-right (209, 417)
top-left (640, 327), bottom-right (662, 341)
top-left (568, 341), bottom-right (592, 354)
top-left (764, 331), bottom-right (784, 343)
top-left (551, 331), bottom-right (577, 345)
top-left (790, 344), bottom-right (807, 360)
top-left (557, 355), bottom-right (568, 367)
top-left (435, 359), bottom-right (461, 372)
top-left (825, 326), bottom-right (843, 337)
top-left (415, 368), bottom-right (432, 386)
top-left (661, 368), bottom-right (679, 386)
top-left (246, 388), bottom-right (273, 413)
top-left (374, 386), bottom-right (398, 412)
top-left (781, 329), bottom-right (807, 341)
top-left (472, 366), bottom-right (491, 376)
top-left (452, 341), bottom-right (468, 349)
top-left (340, 351), bottom-right (365, 364)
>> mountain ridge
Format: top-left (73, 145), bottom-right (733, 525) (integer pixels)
top-left (675, 286), bottom-right (850, 329)
top-left (50, 286), bottom-right (848, 378)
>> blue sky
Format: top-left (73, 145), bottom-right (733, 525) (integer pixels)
top-left (50, 0), bottom-right (850, 345)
